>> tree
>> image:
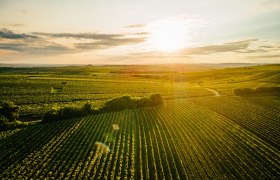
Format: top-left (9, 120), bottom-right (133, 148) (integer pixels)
top-left (150, 93), bottom-right (164, 105)
top-left (0, 101), bottom-right (19, 122)
top-left (42, 109), bottom-right (58, 123)
top-left (0, 115), bottom-right (8, 126)
top-left (102, 96), bottom-right (135, 111)
top-left (83, 102), bottom-right (92, 113)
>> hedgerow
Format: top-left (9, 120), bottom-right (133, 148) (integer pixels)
top-left (42, 94), bottom-right (164, 123)
top-left (234, 86), bottom-right (280, 96)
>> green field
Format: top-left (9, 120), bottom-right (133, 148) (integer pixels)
top-left (0, 64), bottom-right (279, 179)
top-left (0, 64), bottom-right (279, 119)
top-left (0, 99), bottom-right (279, 179)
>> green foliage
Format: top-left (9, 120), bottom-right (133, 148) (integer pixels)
top-left (82, 102), bottom-right (92, 113)
top-left (150, 93), bottom-right (164, 105)
top-left (42, 109), bottom-right (59, 123)
top-left (42, 102), bottom-right (98, 123)
top-left (0, 101), bottom-right (29, 131)
top-left (57, 107), bottom-right (83, 119)
top-left (50, 87), bottom-right (63, 94)
top-left (0, 100), bottom-right (19, 122)
top-left (101, 94), bottom-right (164, 112)
top-left (0, 119), bottom-right (28, 131)
top-left (102, 96), bottom-right (136, 111)
top-left (234, 86), bottom-right (280, 96)
top-left (135, 97), bottom-right (153, 107)
top-left (42, 94), bottom-right (164, 123)
top-left (0, 115), bottom-right (8, 126)
top-left (42, 107), bottom-right (82, 123)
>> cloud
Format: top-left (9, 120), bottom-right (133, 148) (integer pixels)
top-left (132, 32), bottom-right (150, 35)
top-left (247, 54), bottom-right (280, 59)
top-left (179, 39), bottom-right (258, 55)
top-left (32, 31), bottom-right (147, 50)
top-left (0, 29), bottom-right (147, 55)
top-left (33, 32), bottom-right (123, 40)
top-left (75, 37), bottom-right (146, 50)
top-left (8, 24), bottom-right (25, 27)
top-left (0, 41), bottom-right (72, 55)
top-left (125, 24), bottom-right (145, 28)
top-left (117, 39), bottom-right (280, 63)
top-left (34, 31), bottom-right (147, 49)
top-left (262, 0), bottom-right (280, 7)
top-left (0, 28), bottom-right (38, 39)
top-left (0, 29), bottom-right (72, 55)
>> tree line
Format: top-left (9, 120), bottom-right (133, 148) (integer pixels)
top-left (42, 93), bottom-right (164, 123)
top-left (0, 101), bottom-right (27, 130)
top-left (234, 86), bottom-right (280, 96)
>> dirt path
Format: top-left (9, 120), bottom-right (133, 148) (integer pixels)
top-left (203, 87), bottom-right (221, 96)
top-left (196, 83), bottom-right (221, 96)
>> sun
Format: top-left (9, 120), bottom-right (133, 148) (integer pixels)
top-left (148, 24), bottom-right (188, 52)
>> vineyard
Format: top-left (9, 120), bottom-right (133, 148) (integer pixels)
top-left (0, 98), bottom-right (279, 179)
top-left (0, 74), bottom-right (211, 117)
top-left (0, 64), bottom-right (279, 119)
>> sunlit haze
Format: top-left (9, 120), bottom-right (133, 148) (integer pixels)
top-left (0, 0), bottom-right (279, 64)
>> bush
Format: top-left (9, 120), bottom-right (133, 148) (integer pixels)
top-left (234, 86), bottom-right (280, 96)
top-left (0, 101), bottom-right (19, 122)
top-left (82, 102), bottom-right (93, 113)
top-left (0, 118), bottom-right (28, 131)
top-left (42, 109), bottom-right (59, 123)
top-left (255, 86), bottom-right (280, 94)
top-left (136, 97), bottom-right (153, 107)
top-left (234, 88), bottom-right (254, 96)
top-left (42, 103), bottom-right (96, 123)
top-left (150, 93), bottom-right (164, 105)
top-left (102, 96), bottom-right (136, 112)
top-left (42, 94), bottom-right (164, 123)
top-left (0, 115), bottom-right (8, 126)
top-left (57, 107), bottom-right (83, 119)
top-left (101, 94), bottom-right (164, 112)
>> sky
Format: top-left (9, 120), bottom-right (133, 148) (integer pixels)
top-left (0, 0), bottom-right (279, 64)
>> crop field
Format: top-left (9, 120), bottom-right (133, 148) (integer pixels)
top-left (0, 74), bottom-right (211, 118)
top-left (1, 0), bottom-right (280, 178)
top-left (0, 64), bottom-right (279, 119)
top-left (0, 98), bottom-right (279, 179)
top-left (0, 64), bottom-right (279, 179)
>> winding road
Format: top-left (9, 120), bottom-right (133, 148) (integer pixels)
top-left (203, 87), bottom-right (221, 96)
top-left (196, 83), bottom-right (221, 96)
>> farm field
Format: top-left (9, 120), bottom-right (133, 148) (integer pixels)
top-left (0, 64), bottom-right (279, 179)
top-left (0, 97), bottom-right (279, 179)
top-left (0, 64), bottom-right (279, 119)
top-left (2, 0), bottom-right (280, 179)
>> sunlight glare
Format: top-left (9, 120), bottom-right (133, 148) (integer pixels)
top-left (148, 24), bottom-right (189, 52)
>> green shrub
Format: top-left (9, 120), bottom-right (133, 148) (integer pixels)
top-left (150, 93), bottom-right (164, 105)
top-left (42, 103), bottom-right (95, 123)
top-left (82, 102), bottom-right (92, 113)
top-left (234, 87), bottom-right (280, 96)
top-left (57, 107), bottom-right (83, 119)
top-left (0, 119), bottom-right (28, 131)
top-left (135, 97), bottom-right (152, 107)
top-left (42, 94), bottom-right (164, 123)
top-left (101, 94), bottom-right (164, 112)
top-left (0, 115), bottom-right (9, 126)
top-left (102, 96), bottom-right (135, 111)
top-left (0, 101), bottom-right (19, 122)
top-left (42, 109), bottom-right (59, 123)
